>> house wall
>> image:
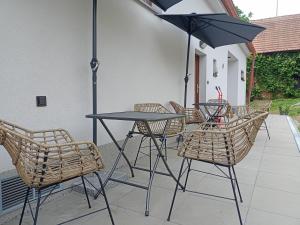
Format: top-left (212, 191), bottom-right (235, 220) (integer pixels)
top-left (0, 0), bottom-right (248, 173)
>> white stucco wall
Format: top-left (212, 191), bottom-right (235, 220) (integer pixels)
top-left (0, 0), bottom-right (248, 172)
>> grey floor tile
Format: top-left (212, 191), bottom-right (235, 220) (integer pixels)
top-left (169, 193), bottom-right (248, 225)
top-left (263, 146), bottom-right (299, 157)
top-left (256, 171), bottom-right (300, 194)
top-left (251, 186), bottom-right (300, 219)
top-left (246, 208), bottom-right (300, 225)
top-left (71, 205), bottom-right (164, 225)
top-left (259, 154), bottom-right (300, 178)
top-left (113, 185), bottom-right (185, 220)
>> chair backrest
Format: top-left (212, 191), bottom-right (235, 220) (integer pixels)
top-left (181, 111), bottom-right (268, 166)
top-left (251, 100), bottom-right (272, 112)
top-left (0, 120), bottom-right (41, 187)
top-left (170, 101), bottom-right (205, 124)
top-left (169, 101), bottom-right (184, 114)
top-left (134, 103), bottom-right (184, 136)
top-left (261, 100), bottom-right (272, 112)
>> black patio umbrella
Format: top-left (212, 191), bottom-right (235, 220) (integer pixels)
top-left (151, 0), bottom-right (183, 11)
top-left (157, 13), bottom-right (265, 107)
top-left (90, 0), bottom-right (181, 145)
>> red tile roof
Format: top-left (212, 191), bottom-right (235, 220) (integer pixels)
top-left (252, 14), bottom-right (300, 53)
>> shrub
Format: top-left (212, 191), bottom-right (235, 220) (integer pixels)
top-left (248, 52), bottom-right (300, 99)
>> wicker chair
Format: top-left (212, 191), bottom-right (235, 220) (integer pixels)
top-left (0, 119), bottom-right (114, 225)
top-left (169, 101), bottom-right (205, 125)
top-left (233, 101), bottom-right (271, 139)
top-left (253, 100), bottom-right (271, 139)
top-left (133, 103), bottom-right (185, 166)
top-left (167, 111), bottom-right (268, 225)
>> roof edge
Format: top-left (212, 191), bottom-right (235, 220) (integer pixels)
top-left (220, 0), bottom-right (256, 54)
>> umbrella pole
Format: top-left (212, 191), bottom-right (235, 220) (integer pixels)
top-left (90, 0), bottom-right (99, 145)
top-left (184, 33), bottom-right (191, 108)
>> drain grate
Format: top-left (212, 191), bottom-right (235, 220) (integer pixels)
top-left (0, 174), bottom-right (61, 214)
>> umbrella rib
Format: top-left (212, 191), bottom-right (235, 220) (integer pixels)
top-left (200, 17), bottom-right (264, 29)
top-left (189, 18), bottom-right (215, 47)
top-left (199, 19), bottom-right (253, 42)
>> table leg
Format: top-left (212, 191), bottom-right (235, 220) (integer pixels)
top-left (145, 154), bottom-right (160, 216)
top-left (94, 120), bottom-right (136, 199)
top-left (99, 119), bottom-right (135, 178)
top-left (144, 122), bottom-right (184, 190)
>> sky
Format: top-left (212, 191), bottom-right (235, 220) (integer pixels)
top-left (233, 0), bottom-right (300, 20)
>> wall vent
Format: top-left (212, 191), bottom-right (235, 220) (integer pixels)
top-left (0, 172), bottom-right (61, 214)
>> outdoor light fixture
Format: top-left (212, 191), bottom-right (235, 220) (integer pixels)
top-left (241, 70), bottom-right (245, 81)
top-left (213, 59), bottom-right (218, 77)
top-left (199, 40), bottom-right (207, 49)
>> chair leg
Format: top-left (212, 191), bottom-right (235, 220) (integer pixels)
top-left (232, 166), bottom-right (243, 203)
top-left (134, 136), bottom-right (146, 166)
top-left (95, 172), bottom-right (115, 225)
top-left (264, 120), bottom-right (270, 140)
top-left (228, 167), bottom-right (243, 225)
top-left (81, 176), bottom-right (91, 208)
top-left (19, 187), bottom-right (30, 225)
top-left (33, 190), bottom-right (41, 225)
top-left (149, 138), bottom-right (152, 179)
top-left (167, 157), bottom-right (186, 221)
top-left (183, 159), bottom-right (192, 192)
top-left (176, 135), bottom-right (180, 149)
top-left (164, 138), bottom-right (167, 161)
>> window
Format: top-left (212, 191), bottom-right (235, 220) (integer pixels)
top-left (241, 70), bottom-right (245, 81)
top-left (213, 59), bottom-right (218, 77)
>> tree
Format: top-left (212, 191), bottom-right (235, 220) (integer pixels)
top-left (235, 5), bottom-right (253, 22)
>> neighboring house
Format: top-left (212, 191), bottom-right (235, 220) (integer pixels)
top-left (252, 14), bottom-right (300, 54)
top-left (0, 0), bottom-right (253, 173)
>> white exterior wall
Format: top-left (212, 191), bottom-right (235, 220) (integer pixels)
top-left (0, 0), bottom-right (248, 172)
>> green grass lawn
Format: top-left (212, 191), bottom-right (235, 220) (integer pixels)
top-left (251, 98), bottom-right (300, 116)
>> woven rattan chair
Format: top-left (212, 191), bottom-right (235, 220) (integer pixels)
top-left (233, 101), bottom-right (271, 139)
top-left (169, 101), bottom-right (205, 125)
top-left (253, 101), bottom-right (271, 139)
top-left (133, 103), bottom-right (185, 166)
top-left (167, 111), bottom-right (268, 225)
top-left (0, 119), bottom-right (114, 225)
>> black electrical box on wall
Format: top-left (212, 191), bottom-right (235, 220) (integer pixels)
top-left (36, 96), bottom-right (47, 107)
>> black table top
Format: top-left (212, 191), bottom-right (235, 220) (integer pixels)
top-left (193, 102), bottom-right (227, 107)
top-left (86, 111), bottom-right (185, 122)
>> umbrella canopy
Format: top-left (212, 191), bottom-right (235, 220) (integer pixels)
top-left (151, 0), bottom-right (183, 11)
top-left (158, 13), bottom-right (265, 48)
top-left (157, 13), bottom-right (265, 107)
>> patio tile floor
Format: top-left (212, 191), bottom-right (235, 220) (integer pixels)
top-left (2, 115), bottom-right (300, 225)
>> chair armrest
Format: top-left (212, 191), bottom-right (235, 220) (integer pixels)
top-left (30, 141), bottom-right (103, 187)
top-left (184, 108), bottom-right (205, 123)
top-left (46, 141), bottom-right (101, 158)
top-left (31, 129), bottom-right (74, 144)
top-left (165, 117), bottom-right (185, 136)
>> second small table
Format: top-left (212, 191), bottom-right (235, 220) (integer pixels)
top-left (194, 102), bottom-right (228, 122)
